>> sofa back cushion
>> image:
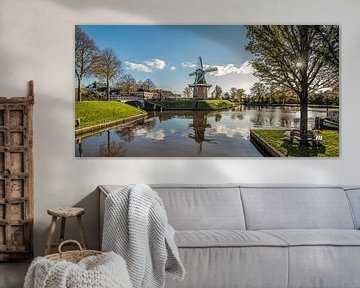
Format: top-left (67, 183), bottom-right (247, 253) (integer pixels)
top-left (240, 187), bottom-right (355, 230)
top-left (345, 188), bottom-right (360, 229)
top-left (153, 185), bottom-right (246, 230)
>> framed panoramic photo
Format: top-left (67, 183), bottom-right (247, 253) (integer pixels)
top-left (75, 25), bottom-right (339, 157)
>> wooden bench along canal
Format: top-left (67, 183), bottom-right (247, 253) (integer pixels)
top-left (284, 130), bottom-right (323, 146)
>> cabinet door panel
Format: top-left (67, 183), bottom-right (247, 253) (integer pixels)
top-left (0, 89), bottom-right (33, 261)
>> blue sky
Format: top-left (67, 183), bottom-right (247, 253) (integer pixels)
top-left (79, 25), bottom-right (258, 94)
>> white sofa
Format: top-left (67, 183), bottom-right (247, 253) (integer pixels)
top-left (99, 184), bottom-right (360, 288)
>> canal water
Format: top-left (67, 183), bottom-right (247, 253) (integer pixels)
top-left (75, 106), bottom-right (329, 157)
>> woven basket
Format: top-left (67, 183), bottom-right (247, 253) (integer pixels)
top-left (45, 240), bottom-right (102, 263)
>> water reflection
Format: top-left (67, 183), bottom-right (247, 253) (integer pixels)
top-left (117, 118), bottom-right (156, 142)
top-left (75, 106), bottom-right (328, 157)
top-left (98, 130), bottom-right (124, 156)
top-left (188, 112), bottom-right (215, 153)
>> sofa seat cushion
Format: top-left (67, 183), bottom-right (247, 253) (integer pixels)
top-left (262, 229), bottom-right (360, 246)
top-left (175, 230), bottom-right (288, 248)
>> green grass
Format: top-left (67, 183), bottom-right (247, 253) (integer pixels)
top-left (253, 129), bottom-right (339, 157)
top-left (243, 103), bottom-right (339, 108)
top-left (75, 101), bottom-right (145, 130)
top-left (147, 100), bottom-right (236, 110)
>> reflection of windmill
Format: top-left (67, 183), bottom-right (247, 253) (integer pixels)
top-left (188, 112), bottom-right (216, 153)
top-left (188, 57), bottom-right (218, 99)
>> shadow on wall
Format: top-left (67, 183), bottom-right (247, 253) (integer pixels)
top-left (37, 188), bottom-right (99, 256)
top-left (55, 0), bottom-right (247, 55)
top-left (51, 0), bottom-right (239, 22)
top-left (0, 45), bottom-right (30, 95)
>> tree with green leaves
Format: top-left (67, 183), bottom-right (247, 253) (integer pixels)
top-left (230, 87), bottom-right (247, 103)
top-left (95, 48), bottom-right (122, 101)
top-left (229, 88), bottom-right (237, 99)
top-left (246, 25), bottom-right (339, 138)
top-left (75, 26), bottom-right (99, 101)
top-left (212, 85), bottom-right (222, 99)
top-left (250, 82), bottom-right (267, 104)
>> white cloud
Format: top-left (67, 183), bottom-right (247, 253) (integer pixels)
top-left (125, 61), bottom-right (152, 73)
top-left (182, 60), bottom-right (254, 76)
top-left (136, 128), bottom-right (165, 141)
top-left (208, 124), bottom-right (250, 139)
top-left (144, 59), bottom-right (166, 70)
top-left (206, 61), bottom-right (255, 76)
top-left (169, 66), bottom-right (177, 71)
top-left (181, 62), bottom-right (197, 68)
top-left (125, 58), bottom-right (166, 73)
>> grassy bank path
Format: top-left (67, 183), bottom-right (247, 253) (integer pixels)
top-left (147, 99), bottom-right (236, 110)
top-left (75, 101), bottom-right (146, 130)
top-left (252, 129), bottom-right (339, 157)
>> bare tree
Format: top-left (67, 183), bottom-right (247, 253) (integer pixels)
top-left (143, 79), bottom-right (156, 91)
top-left (119, 74), bottom-right (137, 95)
top-left (75, 26), bottom-right (99, 101)
top-left (182, 86), bottom-right (192, 98)
top-left (246, 25), bottom-right (339, 138)
top-left (95, 48), bottom-right (122, 101)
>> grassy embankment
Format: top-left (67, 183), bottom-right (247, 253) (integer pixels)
top-left (147, 99), bottom-right (236, 110)
top-left (75, 101), bottom-right (146, 130)
top-left (252, 129), bottom-right (339, 157)
top-left (242, 103), bottom-right (339, 109)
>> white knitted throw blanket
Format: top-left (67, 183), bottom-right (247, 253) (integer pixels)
top-left (24, 251), bottom-right (133, 288)
top-left (102, 184), bottom-right (185, 288)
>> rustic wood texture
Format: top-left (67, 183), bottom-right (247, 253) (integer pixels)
top-left (45, 216), bottom-right (57, 256)
top-left (0, 81), bottom-right (34, 261)
top-left (47, 207), bottom-right (84, 218)
top-left (45, 207), bottom-right (87, 255)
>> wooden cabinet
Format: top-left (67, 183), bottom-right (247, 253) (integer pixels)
top-left (0, 81), bottom-right (34, 261)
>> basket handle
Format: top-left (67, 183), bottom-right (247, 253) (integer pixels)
top-left (58, 240), bottom-right (83, 255)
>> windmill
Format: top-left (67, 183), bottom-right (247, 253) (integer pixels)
top-left (188, 57), bottom-right (218, 99)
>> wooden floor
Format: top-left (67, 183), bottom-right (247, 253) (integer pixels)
top-left (0, 261), bottom-right (30, 288)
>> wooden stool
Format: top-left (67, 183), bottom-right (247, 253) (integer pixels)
top-left (45, 207), bottom-right (87, 255)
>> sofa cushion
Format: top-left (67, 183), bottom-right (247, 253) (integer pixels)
top-left (262, 229), bottom-right (360, 246)
top-left (261, 230), bottom-right (360, 288)
top-left (100, 184), bottom-right (246, 230)
top-left (241, 187), bottom-right (355, 230)
top-left (175, 230), bottom-right (287, 248)
top-left (165, 246), bottom-right (288, 288)
top-left (287, 246), bottom-right (360, 288)
top-left (345, 188), bottom-right (360, 229)
top-left (153, 186), bottom-right (246, 230)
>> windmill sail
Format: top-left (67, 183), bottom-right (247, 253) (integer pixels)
top-left (198, 57), bottom-right (203, 70)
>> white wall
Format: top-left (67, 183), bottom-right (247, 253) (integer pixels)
top-left (0, 0), bottom-right (359, 256)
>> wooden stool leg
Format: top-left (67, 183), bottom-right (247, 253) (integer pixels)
top-left (77, 215), bottom-right (87, 249)
top-left (45, 216), bottom-right (57, 255)
top-left (60, 217), bottom-right (66, 243)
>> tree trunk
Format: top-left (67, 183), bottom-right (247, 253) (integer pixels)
top-left (298, 26), bottom-right (310, 140)
top-left (299, 88), bottom-right (308, 140)
top-left (77, 78), bottom-right (82, 102)
top-left (106, 78), bottom-right (110, 101)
